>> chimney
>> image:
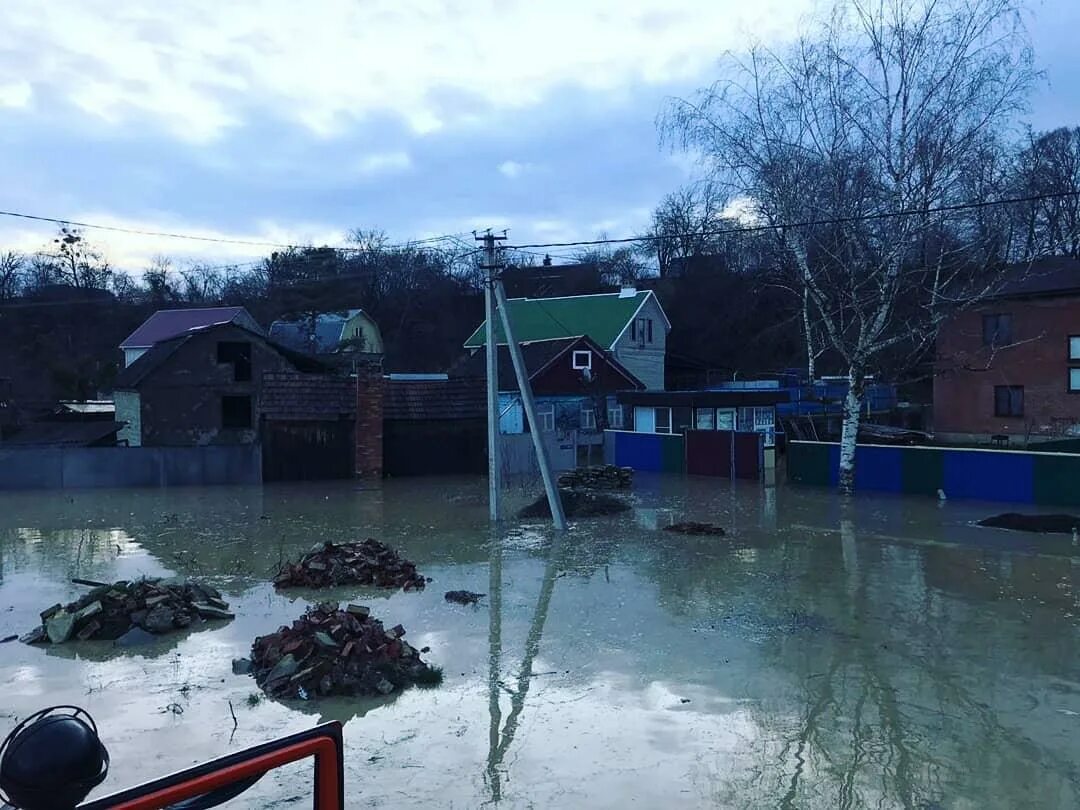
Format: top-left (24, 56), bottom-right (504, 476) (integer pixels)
top-left (618, 285), bottom-right (637, 298)
top-left (354, 355), bottom-right (384, 478)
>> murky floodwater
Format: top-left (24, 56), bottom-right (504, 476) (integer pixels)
top-left (0, 476), bottom-right (1077, 809)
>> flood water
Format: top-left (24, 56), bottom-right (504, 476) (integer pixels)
top-left (0, 476), bottom-right (1077, 809)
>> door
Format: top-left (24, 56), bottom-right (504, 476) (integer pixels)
top-left (262, 420), bottom-right (354, 481)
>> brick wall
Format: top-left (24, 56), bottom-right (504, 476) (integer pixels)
top-left (355, 356), bottom-right (384, 477)
top-left (935, 295), bottom-right (1080, 440)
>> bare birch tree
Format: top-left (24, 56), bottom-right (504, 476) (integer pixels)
top-left (664, 0), bottom-right (1036, 493)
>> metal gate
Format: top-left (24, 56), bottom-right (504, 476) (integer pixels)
top-left (261, 419), bottom-right (354, 481)
top-left (685, 430), bottom-right (763, 479)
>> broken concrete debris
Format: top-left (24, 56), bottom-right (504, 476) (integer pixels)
top-left (445, 590), bottom-right (485, 605)
top-left (520, 488), bottom-right (631, 520)
top-left (274, 539), bottom-right (427, 591)
top-left (558, 465), bottom-right (633, 491)
top-left (248, 602), bottom-right (442, 700)
top-left (664, 522), bottom-right (727, 536)
top-left (24, 578), bottom-right (234, 645)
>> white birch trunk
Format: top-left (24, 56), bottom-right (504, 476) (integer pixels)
top-left (837, 367), bottom-right (865, 495)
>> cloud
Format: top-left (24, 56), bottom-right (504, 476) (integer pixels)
top-left (0, 0), bottom-right (813, 141)
top-left (353, 151), bottom-right (412, 176)
top-left (0, 80), bottom-right (32, 108)
top-left (498, 160), bottom-right (535, 179)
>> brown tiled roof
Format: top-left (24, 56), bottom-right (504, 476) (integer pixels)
top-left (385, 378), bottom-right (485, 421)
top-left (261, 372), bottom-right (355, 421)
top-left (993, 256), bottom-right (1080, 299)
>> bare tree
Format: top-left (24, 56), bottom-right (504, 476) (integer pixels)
top-left (640, 182), bottom-right (731, 275)
top-left (664, 0), bottom-right (1036, 493)
top-left (142, 254), bottom-right (176, 305)
top-left (1013, 127), bottom-right (1080, 258)
top-left (0, 251), bottom-right (24, 300)
top-left (51, 226), bottom-right (112, 290)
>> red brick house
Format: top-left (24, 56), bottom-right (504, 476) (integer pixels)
top-left (934, 258), bottom-right (1080, 444)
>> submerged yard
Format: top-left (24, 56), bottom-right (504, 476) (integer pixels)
top-left (0, 477), bottom-right (1077, 808)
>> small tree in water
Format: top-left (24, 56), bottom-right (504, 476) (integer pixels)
top-left (663, 0), bottom-right (1037, 494)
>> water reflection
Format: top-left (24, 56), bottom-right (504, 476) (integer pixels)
top-left (0, 479), bottom-right (1077, 807)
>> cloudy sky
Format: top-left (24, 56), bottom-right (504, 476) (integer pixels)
top-left (1, 0), bottom-right (1078, 272)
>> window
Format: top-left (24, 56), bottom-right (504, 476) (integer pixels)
top-left (695, 408), bottom-right (716, 430)
top-left (982, 313), bottom-right (1012, 346)
top-left (646, 319), bottom-right (654, 343)
top-left (716, 409), bottom-right (736, 431)
top-left (633, 318), bottom-right (648, 345)
top-left (572, 350), bottom-right (592, 370)
top-left (994, 385), bottom-right (1024, 417)
top-left (580, 407), bottom-right (596, 430)
top-left (1070, 336), bottom-right (1080, 361)
top-left (1070, 368), bottom-right (1080, 393)
top-left (607, 405), bottom-right (624, 429)
top-left (216, 341), bottom-right (252, 382)
top-left (754, 406), bottom-right (776, 448)
top-left (538, 403), bottom-right (555, 432)
top-left (221, 395), bottom-right (252, 428)
top-left (654, 407), bottom-right (673, 434)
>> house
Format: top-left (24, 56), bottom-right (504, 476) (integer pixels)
top-left (617, 388), bottom-right (789, 448)
top-left (462, 288), bottom-right (670, 390)
top-left (452, 334), bottom-right (645, 438)
top-left (934, 257), bottom-right (1080, 444)
top-left (111, 321), bottom-right (385, 480)
top-left (119, 307), bottom-right (264, 367)
top-left (268, 309), bottom-right (384, 359)
top-left (383, 374), bottom-right (487, 476)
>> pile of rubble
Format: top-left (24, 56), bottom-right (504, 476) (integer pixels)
top-left (519, 488), bottom-right (631, 519)
top-left (558, 465), bottom-right (633, 491)
top-left (664, 522), bottom-right (726, 536)
top-left (22, 578), bottom-right (233, 645)
top-left (245, 602), bottom-right (441, 699)
top-left (274, 540), bottom-right (427, 591)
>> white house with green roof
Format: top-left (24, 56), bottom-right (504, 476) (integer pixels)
top-left (463, 288), bottom-right (669, 390)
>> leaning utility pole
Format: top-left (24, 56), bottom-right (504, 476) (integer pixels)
top-left (492, 274), bottom-right (567, 531)
top-left (478, 229), bottom-right (567, 530)
top-left (478, 230), bottom-right (504, 522)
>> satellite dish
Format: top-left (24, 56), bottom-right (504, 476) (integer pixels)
top-left (581, 367), bottom-right (593, 382)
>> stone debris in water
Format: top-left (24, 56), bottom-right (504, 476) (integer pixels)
top-left (248, 602), bottom-right (442, 700)
top-left (274, 539), bottom-right (427, 591)
top-left (24, 578), bottom-right (233, 644)
top-left (664, 522), bottom-right (727, 536)
top-left (978, 513), bottom-right (1080, 534)
top-left (558, 465), bottom-right (633, 491)
top-left (519, 488), bottom-right (631, 519)
top-left (444, 590), bottom-right (485, 605)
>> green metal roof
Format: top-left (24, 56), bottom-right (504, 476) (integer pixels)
top-left (463, 291), bottom-right (656, 349)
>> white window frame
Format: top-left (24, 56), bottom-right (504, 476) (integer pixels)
top-left (654, 406), bottom-right (673, 434)
top-left (716, 408), bottom-right (736, 431)
top-left (572, 350), bottom-right (592, 370)
top-left (695, 408), bottom-right (716, 430)
top-left (607, 404), bottom-right (624, 429)
top-left (538, 403), bottom-right (555, 432)
top-left (1070, 368), bottom-right (1080, 393)
top-left (580, 406), bottom-right (597, 430)
top-left (1070, 335), bottom-right (1080, 361)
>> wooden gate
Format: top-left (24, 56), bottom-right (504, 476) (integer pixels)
top-left (261, 419), bottom-right (354, 482)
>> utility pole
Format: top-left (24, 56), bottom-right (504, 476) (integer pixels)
top-left (493, 275), bottom-right (568, 531)
top-left (478, 230), bottom-right (504, 522)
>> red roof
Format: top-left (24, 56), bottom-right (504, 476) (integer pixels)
top-left (120, 307), bottom-right (253, 349)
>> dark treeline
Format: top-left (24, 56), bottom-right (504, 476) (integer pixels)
top-left (2, 124), bottom-right (1079, 405)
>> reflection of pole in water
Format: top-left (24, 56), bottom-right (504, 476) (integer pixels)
top-left (486, 527), bottom-right (504, 802)
top-left (485, 532), bottom-right (564, 804)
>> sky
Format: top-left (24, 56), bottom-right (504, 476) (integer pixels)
top-left (1, 0), bottom-right (1079, 274)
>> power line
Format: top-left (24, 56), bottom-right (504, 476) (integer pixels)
top-left (504, 190), bottom-right (1080, 250)
top-left (0, 207), bottom-right (471, 254)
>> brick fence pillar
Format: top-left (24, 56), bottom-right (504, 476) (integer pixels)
top-left (355, 355), bottom-right (384, 478)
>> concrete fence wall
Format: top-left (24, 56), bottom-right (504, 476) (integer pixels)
top-left (788, 440), bottom-right (1080, 507)
top-left (0, 445), bottom-right (263, 490)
